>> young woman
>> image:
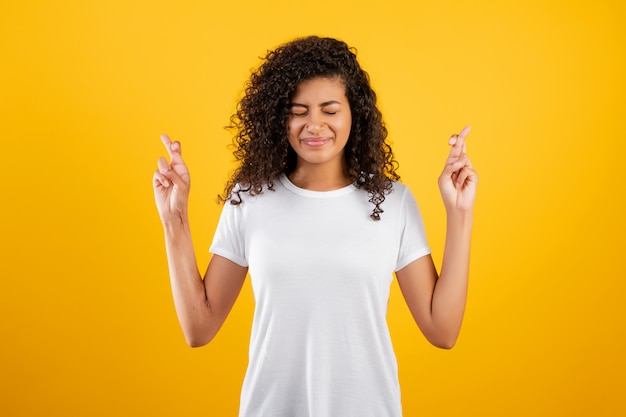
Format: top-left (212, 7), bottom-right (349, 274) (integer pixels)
top-left (153, 36), bottom-right (477, 417)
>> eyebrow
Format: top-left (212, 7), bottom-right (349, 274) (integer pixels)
top-left (290, 100), bottom-right (342, 108)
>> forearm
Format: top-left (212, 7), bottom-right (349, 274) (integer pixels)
top-left (162, 219), bottom-right (212, 346)
top-left (430, 210), bottom-right (473, 347)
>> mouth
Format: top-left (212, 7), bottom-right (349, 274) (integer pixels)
top-left (301, 137), bottom-right (331, 147)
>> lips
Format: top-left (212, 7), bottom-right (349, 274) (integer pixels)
top-left (301, 137), bottom-right (331, 147)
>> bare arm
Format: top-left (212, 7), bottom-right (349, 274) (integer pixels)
top-left (154, 134), bottom-right (247, 347)
top-left (396, 126), bottom-right (477, 349)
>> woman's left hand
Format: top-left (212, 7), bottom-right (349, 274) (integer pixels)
top-left (438, 126), bottom-right (478, 212)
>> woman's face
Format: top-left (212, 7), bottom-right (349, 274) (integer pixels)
top-left (287, 76), bottom-right (352, 172)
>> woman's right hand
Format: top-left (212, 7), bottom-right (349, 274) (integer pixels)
top-left (153, 134), bottom-right (191, 226)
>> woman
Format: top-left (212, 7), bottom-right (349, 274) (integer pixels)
top-left (153, 36), bottom-right (477, 417)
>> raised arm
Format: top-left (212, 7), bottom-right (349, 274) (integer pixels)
top-left (395, 126), bottom-right (478, 349)
top-left (153, 134), bottom-right (247, 347)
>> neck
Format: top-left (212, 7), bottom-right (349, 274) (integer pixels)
top-left (288, 163), bottom-right (352, 191)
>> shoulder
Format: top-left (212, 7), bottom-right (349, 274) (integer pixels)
top-left (386, 180), bottom-right (413, 202)
top-left (390, 180), bottom-right (409, 193)
top-left (382, 181), bottom-right (423, 218)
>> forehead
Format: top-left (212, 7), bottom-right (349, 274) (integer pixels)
top-left (291, 76), bottom-right (347, 102)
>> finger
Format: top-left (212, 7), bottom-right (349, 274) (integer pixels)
top-left (457, 126), bottom-right (471, 155)
top-left (153, 170), bottom-right (171, 188)
top-left (454, 126), bottom-right (471, 155)
top-left (157, 156), bottom-right (170, 173)
top-left (443, 152), bottom-right (466, 172)
top-left (448, 126), bottom-right (471, 158)
top-left (157, 163), bottom-right (189, 191)
top-left (448, 135), bottom-right (463, 159)
top-left (455, 166), bottom-right (478, 188)
top-left (458, 125), bottom-right (471, 140)
top-left (455, 167), bottom-right (471, 188)
top-left (451, 171), bottom-right (458, 185)
top-left (456, 153), bottom-right (473, 170)
top-left (444, 153), bottom-right (473, 172)
top-left (442, 159), bottom-right (464, 178)
top-left (160, 133), bottom-right (171, 147)
top-left (161, 134), bottom-right (183, 162)
top-left (447, 126), bottom-right (471, 145)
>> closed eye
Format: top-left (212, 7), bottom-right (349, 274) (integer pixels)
top-left (289, 104), bottom-right (308, 117)
top-left (289, 103), bottom-right (340, 116)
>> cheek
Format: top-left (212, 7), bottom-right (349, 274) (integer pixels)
top-left (286, 121), bottom-right (300, 146)
top-left (287, 120), bottom-right (296, 133)
top-left (287, 119), bottom-right (301, 135)
top-left (340, 116), bottom-right (352, 137)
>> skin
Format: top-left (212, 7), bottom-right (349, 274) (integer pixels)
top-left (396, 125), bottom-right (476, 348)
top-left (286, 76), bottom-right (352, 191)
top-left (153, 77), bottom-right (478, 349)
top-left (154, 138), bottom-right (248, 347)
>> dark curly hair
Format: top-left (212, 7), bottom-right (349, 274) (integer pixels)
top-left (220, 36), bottom-right (400, 220)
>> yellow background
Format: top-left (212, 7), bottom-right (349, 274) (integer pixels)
top-left (1, 0), bottom-right (624, 415)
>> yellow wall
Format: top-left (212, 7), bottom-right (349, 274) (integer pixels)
top-left (1, 0), bottom-right (624, 415)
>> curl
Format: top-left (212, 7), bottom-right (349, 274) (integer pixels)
top-left (219, 36), bottom-right (400, 220)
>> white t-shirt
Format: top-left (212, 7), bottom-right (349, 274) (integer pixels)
top-left (210, 174), bottom-right (431, 417)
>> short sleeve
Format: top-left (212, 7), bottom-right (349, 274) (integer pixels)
top-left (209, 201), bottom-right (248, 267)
top-left (395, 186), bottom-right (431, 271)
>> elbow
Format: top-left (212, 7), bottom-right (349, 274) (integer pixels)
top-left (187, 338), bottom-right (209, 348)
top-left (427, 332), bottom-right (459, 350)
top-left (432, 338), bottom-right (457, 350)
top-left (183, 328), bottom-right (215, 348)
top-left (423, 320), bottom-right (462, 349)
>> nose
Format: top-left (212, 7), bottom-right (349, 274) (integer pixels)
top-left (305, 111), bottom-right (324, 133)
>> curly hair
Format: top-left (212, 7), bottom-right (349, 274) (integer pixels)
top-left (220, 36), bottom-right (400, 220)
